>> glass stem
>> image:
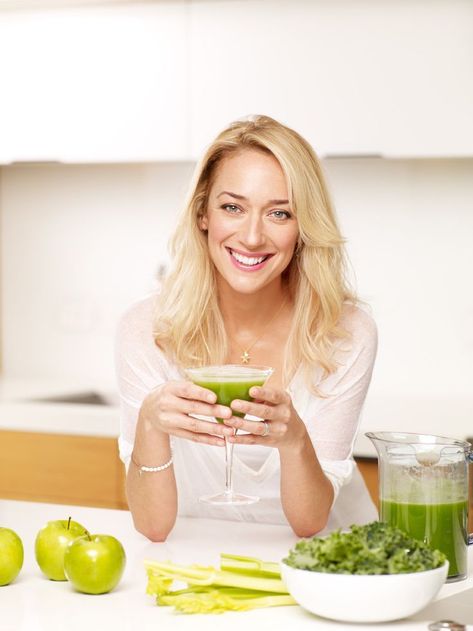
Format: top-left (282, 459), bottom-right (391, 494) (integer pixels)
top-left (224, 435), bottom-right (234, 496)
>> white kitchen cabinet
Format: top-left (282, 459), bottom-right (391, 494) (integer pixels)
top-left (0, 0), bottom-right (135, 7)
top-left (0, 2), bottom-right (189, 163)
top-left (189, 0), bottom-right (473, 159)
top-left (1, 0), bottom-right (471, 163)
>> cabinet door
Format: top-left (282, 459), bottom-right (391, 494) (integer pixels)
top-left (0, 3), bottom-right (189, 163)
top-left (0, 430), bottom-right (127, 509)
top-left (355, 458), bottom-right (379, 508)
top-left (189, 0), bottom-right (473, 159)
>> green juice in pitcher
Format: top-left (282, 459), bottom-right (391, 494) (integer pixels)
top-left (380, 499), bottom-right (468, 578)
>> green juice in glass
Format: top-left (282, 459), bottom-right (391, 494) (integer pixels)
top-left (191, 377), bottom-right (266, 422)
top-left (380, 499), bottom-right (468, 578)
top-left (186, 364), bottom-right (273, 423)
top-left (185, 365), bottom-right (273, 506)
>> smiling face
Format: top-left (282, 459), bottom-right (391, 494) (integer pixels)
top-left (200, 149), bottom-right (299, 296)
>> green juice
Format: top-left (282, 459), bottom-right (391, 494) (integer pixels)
top-left (380, 499), bottom-right (468, 578)
top-left (193, 378), bottom-right (266, 422)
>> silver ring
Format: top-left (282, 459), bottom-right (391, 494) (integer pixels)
top-left (262, 421), bottom-right (270, 437)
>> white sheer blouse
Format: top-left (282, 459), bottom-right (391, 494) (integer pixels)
top-left (115, 295), bottom-right (379, 532)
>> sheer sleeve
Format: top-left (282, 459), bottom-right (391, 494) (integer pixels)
top-left (304, 306), bottom-right (378, 498)
top-left (114, 295), bottom-right (172, 468)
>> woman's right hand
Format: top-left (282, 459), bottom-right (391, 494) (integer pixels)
top-left (139, 381), bottom-right (233, 446)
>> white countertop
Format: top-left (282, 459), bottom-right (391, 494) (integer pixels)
top-left (0, 378), bottom-right (119, 437)
top-left (0, 401), bottom-right (120, 437)
top-left (0, 499), bottom-right (472, 631)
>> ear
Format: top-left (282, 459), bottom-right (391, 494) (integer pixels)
top-left (199, 214), bottom-right (209, 231)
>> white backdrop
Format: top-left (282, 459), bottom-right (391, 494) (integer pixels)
top-left (1, 158), bottom-right (472, 410)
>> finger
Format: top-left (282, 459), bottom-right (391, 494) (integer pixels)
top-left (159, 411), bottom-right (233, 439)
top-left (184, 414), bottom-right (235, 437)
top-left (223, 416), bottom-right (271, 436)
top-left (172, 427), bottom-right (226, 447)
top-left (176, 396), bottom-right (232, 421)
top-left (248, 386), bottom-right (289, 405)
top-left (230, 399), bottom-right (275, 420)
top-left (172, 380), bottom-right (218, 404)
top-left (227, 432), bottom-right (265, 445)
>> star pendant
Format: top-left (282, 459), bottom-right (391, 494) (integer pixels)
top-left (241, 351), bottom-right (250, 364)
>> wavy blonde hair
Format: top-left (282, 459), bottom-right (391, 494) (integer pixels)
top-left (154, 115), bottom-right (356, 391)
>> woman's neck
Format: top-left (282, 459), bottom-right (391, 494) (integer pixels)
top-left (217, 278), bottom-right (290, 337)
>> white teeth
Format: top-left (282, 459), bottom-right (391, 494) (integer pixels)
top-left (231, 250), bottom-right (267, 266)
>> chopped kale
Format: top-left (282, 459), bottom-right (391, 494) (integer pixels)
top-left (283, 521), bottom-right (446, 575)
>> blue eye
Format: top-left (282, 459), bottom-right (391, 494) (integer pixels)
top-left (221, 204), bottom-right (240, 213)
top-left (270, 210), bottom-right (291, 220)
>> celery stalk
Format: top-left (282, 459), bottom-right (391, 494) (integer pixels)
top-left (158, 589), bottom-right (296, 614)
top-left (144, 553), bottom-right (296, 614)
top-left (144, 560), bottom-right (288, 593)
top-left (220, 553), bottom-right (281, 577)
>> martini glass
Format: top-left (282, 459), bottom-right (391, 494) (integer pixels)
top-left (185, 364), bottom-right (273, 505)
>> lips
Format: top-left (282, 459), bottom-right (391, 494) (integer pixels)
top-left (226, 247), bottom-right (273, 272)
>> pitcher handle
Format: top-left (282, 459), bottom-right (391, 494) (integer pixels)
top-left (468, 451), bottom-right (473, 546)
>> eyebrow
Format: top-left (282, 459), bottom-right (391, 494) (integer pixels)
top-left (217, 190), bottom-right (289, 205)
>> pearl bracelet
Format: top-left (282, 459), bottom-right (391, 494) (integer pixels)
top-left (131, 448), bottom-right (173, 476)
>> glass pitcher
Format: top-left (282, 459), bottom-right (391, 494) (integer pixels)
top-left (366, 431), bottom-right (473, 582)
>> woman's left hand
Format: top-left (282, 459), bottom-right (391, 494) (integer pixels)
top-left (224, 386), bottom-right (307, 451)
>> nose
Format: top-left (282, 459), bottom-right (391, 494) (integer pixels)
top-left (239, 212), bottom-right (265, 249)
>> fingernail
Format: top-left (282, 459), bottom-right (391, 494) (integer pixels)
top-left (207, 394), bottom-right (216, 403)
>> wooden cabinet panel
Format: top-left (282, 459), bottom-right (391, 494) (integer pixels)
top-left (355, 458), bottom-right (379, 508)
top-left (0, 430), bottom-right (127, 509)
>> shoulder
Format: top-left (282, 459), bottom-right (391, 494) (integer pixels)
top-left (114, 292), bottom-right (178, 378)
top-left (115, 294), bottom-right (179, 398)
top-left (340, 303), bottom-right (377, 342)
top-left (115, 293), bottom-right (159, 349)
top-left (337, 303), bottom-right (378, 361)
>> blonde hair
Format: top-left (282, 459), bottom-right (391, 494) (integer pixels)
top-left (154, 115), bottom-right (356, 390)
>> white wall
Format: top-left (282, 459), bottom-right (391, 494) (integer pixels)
top-left (1, 159), bottom-right (472, 403)
top-left (0, 162), bottom-right (194, 392)
top-left (324, 158), bottom-right (473, 400)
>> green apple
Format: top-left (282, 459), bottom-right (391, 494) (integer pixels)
top-left (0, 527), bottom-right (24, 586)
top-left (35, 517), bottom-right (87, 581)
top-left (64, 533), bottom-right (126, 594)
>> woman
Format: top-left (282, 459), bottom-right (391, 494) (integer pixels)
top-left (116, 115), bottom-right (378, 542)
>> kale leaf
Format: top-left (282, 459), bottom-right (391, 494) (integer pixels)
top-left (283, 521), bottom-right (446, 575)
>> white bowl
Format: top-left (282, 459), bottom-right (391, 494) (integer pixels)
top-left (280, 560), bottom-right (448, 623)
